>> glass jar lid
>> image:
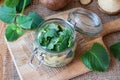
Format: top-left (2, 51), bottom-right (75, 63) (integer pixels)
top-left (67, 8), bottom-right (102, 36)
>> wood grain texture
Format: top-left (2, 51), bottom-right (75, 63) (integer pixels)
top-left (0, 54), bottom-right (3, 80)
top-left (0, 21), bottom-right (20, 80)
top-left (3, 7), bottom-right (120, 80)
top-left (0, 21), bottom-right (5, 80)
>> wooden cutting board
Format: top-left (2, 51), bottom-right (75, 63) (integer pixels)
top-left (0, 54), bottom-right (3, 80)
top-left (4, 8), bottom-right (120, 80)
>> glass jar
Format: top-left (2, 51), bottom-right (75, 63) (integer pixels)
top-left (34, 18), bottom-right (76, 67)
top-left (29, 9), bottom-right (102, 69)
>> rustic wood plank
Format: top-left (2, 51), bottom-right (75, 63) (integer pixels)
top-left (0, 54), bottom-right (3, 80)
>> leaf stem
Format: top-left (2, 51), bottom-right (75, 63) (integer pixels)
top-left (21, 0), bottom-right (26, 14)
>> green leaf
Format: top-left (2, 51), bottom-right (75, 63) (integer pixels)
top-left (16, 15), bottom-right (33, 29)
top-left (38, 23), bottom-right (73, 52)
top-left (5, 0), bottom-right (20, 8)
top-left (0, 5), bottom-right (16, 23)
top-left (63, 27), bottom-right (72, 36)
top-left (56, 36), bottom-right (69, 51)
top-left (55, 38), bottom-right (66, 51)
top-left (39, 32), bottom-right (44, 44)
top-left (28, 12), bottom-right (44, 29)
top-left (16, 0), bottom-right (31, 12)
top-left (55, 27), bottom-right (72, 51)
top-left (5, 23), bottom-right (24, 41)
top-left (81, 43), bottom-right (110, 72)
top-left (44, 29), bottom-right (58, 38)
top-left (47, 42), bottom-right (54, 50)
top-left (47, 38), bottom-right (59, 50)
top-left (48, 23), bottom-right (59, 31)
top-left (110, 42), bottom-right (120, 61)
top-left (68, 36), bottom-right (73, 47)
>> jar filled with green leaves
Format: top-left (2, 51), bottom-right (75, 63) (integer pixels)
top-left (30, 18), bottom-right (76, 68)
top-left (29, 9), bottom-right (102, 68)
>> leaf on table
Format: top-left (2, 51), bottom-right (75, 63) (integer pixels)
top-left (5, 23), bottom-right (24, 41)
top-left (28, 12), bottom-right (44, 29)
top-left (81, 43), bottom-right (110, 72)
top-left (16, 0), bottom-right (31, 12)
top-left (0, 5), bottom-right (16, 23)
top-left (16, 15), bottom-right (33, 29)
top-left (5, 0), bottom-right (20, 8)
top-left (110, 42), bottom-right (120, 61)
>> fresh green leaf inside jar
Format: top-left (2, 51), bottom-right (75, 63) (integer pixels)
top-left (38, 23), bottom-right (74, 52)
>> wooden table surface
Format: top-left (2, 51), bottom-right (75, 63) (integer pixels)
top-left (0, 0), bottom-right (120, 80)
